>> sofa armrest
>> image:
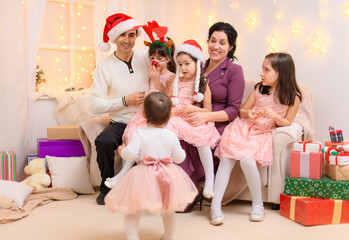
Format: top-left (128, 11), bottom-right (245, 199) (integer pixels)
top-left (268, 123), bottom-right (303, 203)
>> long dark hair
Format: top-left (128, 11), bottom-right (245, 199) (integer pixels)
top-left (207, 22), bottom-right (238, 62)
top-left (177, 52), bottom-right (207, 96)
top-left (148, 37), bottom-right (176, 73)
top-left (255, 52), bottom-right (302, 106)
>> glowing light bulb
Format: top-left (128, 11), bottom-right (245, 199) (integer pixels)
top-left (344, 3), bottom-right (349, 16)
top-left (59, 15), bottom-right (63, 19)
top-left (61, 3), bottom-right (65, 7)
top-left (267, 32), bottom-right (281, 52)
top-left (292, 21), bottom-right (303, 34)
top-left (60, 36), bottom-right (64, 40)
top-left (208, 15), bottom-right (213, 26)
top-left (77, 12), bottom-right (81, 16)
top-left (60, 26), bottom-right (64, 30)
top-left (246, 14), bottom-right (257, 27)
top-left (77, 34), bottom-right (81, 38)
top-left (231, 0), bottom-right (239, 9)
top-left (82, 47), bottom-right (86, 51)
top-left (82, 26), bottom-right (86, 30)
top-left (56, 58), bottom-right (60, 62)
top-left (276, 13), bottom-right (282, 20)
top-left (307, 31), bottom-right (328, 55)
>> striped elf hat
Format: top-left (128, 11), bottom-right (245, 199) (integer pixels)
top-left (171, 39), bottom-right (206, 105)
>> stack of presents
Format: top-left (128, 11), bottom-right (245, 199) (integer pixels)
top-left (1, 125), bottom-right (85, 183)
top-left (280, 126), bottom-right (349, 226)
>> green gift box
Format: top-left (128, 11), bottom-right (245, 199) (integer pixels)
top-left (284, 177), bottom-right (349, 200)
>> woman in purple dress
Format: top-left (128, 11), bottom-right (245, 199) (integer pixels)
top-left (178, 22), bottom-right (245, 212)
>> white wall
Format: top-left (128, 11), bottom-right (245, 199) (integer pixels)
top-left (33, 0), bottom-right (349, 151)
top-left (136, 0), bottom-right (349, 143)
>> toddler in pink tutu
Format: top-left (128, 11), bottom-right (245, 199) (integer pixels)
top-left (166, 39), bottom-right (221, 199)
top-left (105, 92), bottom-right (198, 240)
top-left (211, 52), bottom-right (303, 225)
top-left (104, 21), bottom-right (176, 189)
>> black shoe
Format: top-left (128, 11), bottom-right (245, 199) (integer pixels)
top-left (176, 191), bottom-right (204, 213)
top-left (96, 192), bottom-right (106, 205)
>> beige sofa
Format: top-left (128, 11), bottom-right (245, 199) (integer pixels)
top-left (79, 80), bottom-right (315, 207)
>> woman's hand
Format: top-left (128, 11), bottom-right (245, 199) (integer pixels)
top-left (260, 108), bottom-right (280, 120)
top-left (117, 144), bottom-right (126, 155)
top-left (178, 104), bottom-right (200, 116)
top-left (186, 112), bottom-right (208, 126)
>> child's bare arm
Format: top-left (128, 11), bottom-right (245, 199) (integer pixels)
top-left (239, 89), bottom-right (258, 119)
top-left (262, 96), bottom-right (301, 127)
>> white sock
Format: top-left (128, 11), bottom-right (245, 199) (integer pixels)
top-left (211, 158), bottom-right (236, 211)
top-left (108, 160), bottom-right (135, 184)
top-left (124, 212), bottom-right (141, 240)
top-left (197, 146), bottom-right (214, 188)
top-left (240, 158), bottom-right (263, 208)
top-left (161, 212), bottom-right (176, 240)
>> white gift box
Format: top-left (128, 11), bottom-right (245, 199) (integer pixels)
top-left (293, 141), bottom-right (321, 153)
top-left (329, 155), bottom-right (349, 166)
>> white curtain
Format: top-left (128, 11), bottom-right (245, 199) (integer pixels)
top-left (0, 0), bottom-right (45, 180)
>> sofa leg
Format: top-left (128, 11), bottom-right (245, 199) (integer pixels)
top-left (271, 203), bottom-right (280, 210)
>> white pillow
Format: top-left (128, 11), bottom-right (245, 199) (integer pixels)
top-left (0, 180), bottom-right (34, 208)
top-left (46, 156), bottom-right (95, 194)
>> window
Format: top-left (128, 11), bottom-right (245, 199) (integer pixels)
top-left (37, 0), bottom-right (106, 92)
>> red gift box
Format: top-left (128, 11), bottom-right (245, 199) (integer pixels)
top-left (290, 151), bottom-right (322, 179)
top-left (280, 194), bottom-right (349, 226)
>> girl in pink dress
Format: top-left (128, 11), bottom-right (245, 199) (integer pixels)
top-left (105, 92), bottom-right (197, 240)
top-left (104, 21), bottom-right (176, 189)
top-left (211, 52), bottom-right (303, 225)
top-left (166, 39), bottom-right (221, 199)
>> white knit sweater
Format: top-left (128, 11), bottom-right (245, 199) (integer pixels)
top-left (91, 49), bottom-right (149, 124)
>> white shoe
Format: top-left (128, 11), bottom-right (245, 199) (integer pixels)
top-left (211, 209), bottom-right (224, 226)
top-left (203, 185), bottom-right (214, 199)
top-left (104, 178), bottom-right (117, 189)
top-left (250, 205), bottom-right (265, 222)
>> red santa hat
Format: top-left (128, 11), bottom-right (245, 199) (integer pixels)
top-left (171, 39), bottom-right (206, 105)
top-left (99, 13), bottom-right (141, 51)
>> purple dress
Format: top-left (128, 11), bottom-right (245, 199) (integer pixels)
top-left (178, 58), bottom-right (245, 186)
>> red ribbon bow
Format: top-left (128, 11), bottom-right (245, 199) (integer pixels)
top-left (298, 141), bottom-right (321, 152)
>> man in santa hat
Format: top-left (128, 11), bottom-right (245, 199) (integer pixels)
top-left (91, 13), bottom-right (149, 205)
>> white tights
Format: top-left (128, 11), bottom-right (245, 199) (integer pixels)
top-left (124, 212), bottom-right (176, 240)
top-left (211, 158), bottom-right (263, 211)
top-left (197, 146), bottom-right (214, 188)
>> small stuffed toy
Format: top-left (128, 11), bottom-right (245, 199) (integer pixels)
top-left (21, 158), bottom-right (51, 191)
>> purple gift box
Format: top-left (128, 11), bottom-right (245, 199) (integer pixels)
top-left (37, 138), bottom-right (85, 158)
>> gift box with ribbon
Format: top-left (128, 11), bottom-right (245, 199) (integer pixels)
top-left (280, 194), bottom-right (349, 226)
top-left (329, 126), bottom-right (344, 143)
top-left (329, 152), bottom-right (349, 166)
top-left (290, 151), bottom-right (322, 179)
top-left (284, 177), bottom-right (349, 200)
top-left (293, 141), bottom-right (321, 153)
top-left (324, 141), bottom-right (349, 181)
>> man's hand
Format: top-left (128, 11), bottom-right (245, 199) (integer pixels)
top-left (125, 91), bottom-right (145, 106)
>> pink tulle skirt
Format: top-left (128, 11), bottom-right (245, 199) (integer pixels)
top-left (215, 116), bottom-right (276, 166)
top-left (105, 163), bottom-right (198, 214)
top-left (167, 115), bottom-right (220, 148)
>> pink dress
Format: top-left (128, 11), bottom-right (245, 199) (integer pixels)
top-left (122, 73), bottom-right (174, 145)
top-left (105, 127), bottom-right (198, 214)
top-left (166, 81), bottom-right (221, 148)
top-left (215, 90), bottom-right (288, 166)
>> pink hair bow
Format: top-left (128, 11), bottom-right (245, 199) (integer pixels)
top-left (143, 155), bottom-right (173, 207)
